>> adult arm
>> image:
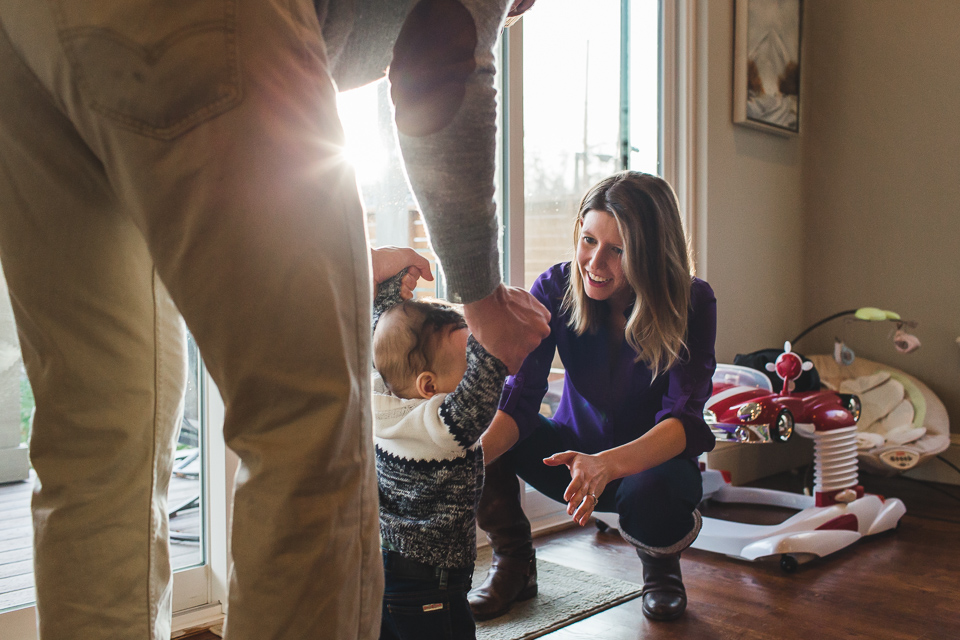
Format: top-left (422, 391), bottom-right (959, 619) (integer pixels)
top-left (479, 266), bottom-right (569, 459)
top-left (463, 285), bottom-right (550, 373)
top-left (371, 247), bottom-right (433, 331)
top-left (653, 279), bottom-right (718, 459)
top-left (389, 0), bottom-right (548, 372)
top-left (492, 269), bottom-right (558, 434)
top-left (371, 245), bottom-right (433, 301)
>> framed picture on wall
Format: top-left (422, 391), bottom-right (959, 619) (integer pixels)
top-left (733, 0), bottom-right (803, 136)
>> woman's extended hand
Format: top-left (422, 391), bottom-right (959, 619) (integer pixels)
top-left (543, 451), bottom-right (613, 527)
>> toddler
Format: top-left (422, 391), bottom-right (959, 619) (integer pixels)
top-left (372, 270), bottom-right (508, 640)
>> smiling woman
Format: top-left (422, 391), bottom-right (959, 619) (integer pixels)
top-left (473, 170), bottom-right (716, 624)
top-left (576, 210), bottom-right (630, 310)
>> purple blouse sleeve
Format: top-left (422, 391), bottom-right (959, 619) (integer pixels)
top-left (497, 274), bottom-right (557, 441)
top-left (655, 278), bottom-right (718, 459)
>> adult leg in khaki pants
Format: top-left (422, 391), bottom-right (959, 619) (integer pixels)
top-left (0, 1), bottom-right (381, 638)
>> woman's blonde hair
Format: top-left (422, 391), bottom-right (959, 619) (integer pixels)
top-left (561, 171), bottom-right (694, 377)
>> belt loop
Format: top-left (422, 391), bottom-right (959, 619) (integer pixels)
top-left (438, 567), bottom-right (449, 591)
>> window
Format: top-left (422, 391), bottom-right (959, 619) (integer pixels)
top-left (518, 0), bottom-right (660, 290)
top-left (0, 324), bottom-right (210, 633)
top-left (338, 81), bottom-right (442, 298)
top-left (506, 0), bottom-right (665, 529)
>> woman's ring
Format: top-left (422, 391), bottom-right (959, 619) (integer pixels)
top-left (588, 493), bottom-right (598, 503)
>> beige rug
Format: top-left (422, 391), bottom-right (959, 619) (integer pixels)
top-left (472, 546), bottom-right (642, 640)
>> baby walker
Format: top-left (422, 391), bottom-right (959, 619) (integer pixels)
top-left (691, 343), bottom-right (907, 571)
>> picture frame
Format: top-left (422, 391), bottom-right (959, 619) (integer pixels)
top-left (733, 0), bottom-right (803, 136)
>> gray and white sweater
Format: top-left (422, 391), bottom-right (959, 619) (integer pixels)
top-left (373, 275), bottom-right (507, 568)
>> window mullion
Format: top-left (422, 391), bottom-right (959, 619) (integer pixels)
top-left (620, 0), bottom-right (631, 170)
top-left (502, 21), bottom-right (526, 287)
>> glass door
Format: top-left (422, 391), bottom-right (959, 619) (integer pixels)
top-left (509, 0), bottom-right (663, 531)
top-left (0, 318), bottom-right (212, 636)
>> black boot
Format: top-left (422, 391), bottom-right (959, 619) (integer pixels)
top-left (637, 551), bottom-right (686, 621)
top-left (469, 456), bottom-right (537, 621)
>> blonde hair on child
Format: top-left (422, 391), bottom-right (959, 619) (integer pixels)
top-left (373, 298), bottom-right (466, 397)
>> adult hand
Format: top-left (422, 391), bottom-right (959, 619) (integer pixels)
top-left (505, 0), bottom-right (536, 28)
top-left (508, 0), bottom-right (537, 17)
top-left (543, 451), bottom-right (614, 527)
top-left (371, 246), bottom-right (434, 300)
top-left (463, 284), bottom-right (550, 373)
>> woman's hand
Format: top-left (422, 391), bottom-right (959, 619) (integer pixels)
top-left (371, 246), bottom-right (434, 300)
top-left (543, 451), bottom-right (614, 527)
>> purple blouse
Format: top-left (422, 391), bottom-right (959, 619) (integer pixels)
top-left (498, 262), bottom-right (717, 460)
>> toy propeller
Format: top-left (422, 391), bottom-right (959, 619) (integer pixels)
top-left (765, 341), bottom-right (814, 395)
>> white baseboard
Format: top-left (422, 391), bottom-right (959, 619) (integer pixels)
top-left (903, 434), bottom-right (960, 486)
top-left (171, 603), bottom-right (224, 637)
top-left (529, 511), bottom-right (578, 538)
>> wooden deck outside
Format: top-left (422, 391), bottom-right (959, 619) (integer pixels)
top-left (0, 464), bottom-right (201, 613)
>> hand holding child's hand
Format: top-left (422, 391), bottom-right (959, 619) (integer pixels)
top-left (543, 451), bottom-right (611, 527)
top-left (464, 284), bottom-right (550, 373)
top-left (371, 246), bottom-right (434, 300)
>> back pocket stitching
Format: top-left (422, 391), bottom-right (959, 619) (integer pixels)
top-left (51, 0), bottom-right (242, 140)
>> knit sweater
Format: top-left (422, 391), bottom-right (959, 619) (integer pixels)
top-left (372, 274), bottom-right (508, 568)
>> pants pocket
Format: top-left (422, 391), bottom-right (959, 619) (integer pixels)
top-left (50, 0), bottom-right (241, 139)
top-left (384, 597), bottom-right (454, 640)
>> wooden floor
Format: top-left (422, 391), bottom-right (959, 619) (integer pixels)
top-left (180, 470), bottom-right (960, 640)
top-left (5, 467), bottom-right (955, 638)
top-left (529, 470), bottom-right (960, 640)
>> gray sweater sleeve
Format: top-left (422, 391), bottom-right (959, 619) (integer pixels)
top-left (392, 0), bottom-right (510, 304)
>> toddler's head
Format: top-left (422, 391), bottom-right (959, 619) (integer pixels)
top-left (374, 299), bottom-right (469, 399)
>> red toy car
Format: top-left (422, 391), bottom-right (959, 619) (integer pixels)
top-left (705, 361), bottom-right (861, 444)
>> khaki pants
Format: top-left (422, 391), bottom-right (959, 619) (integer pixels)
top-left (0, 1), bottom-right (380, 638)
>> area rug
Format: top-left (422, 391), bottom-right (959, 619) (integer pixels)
top-left (472, 546), bottom-right (642, 640)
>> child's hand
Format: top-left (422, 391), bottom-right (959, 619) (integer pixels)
top-left (398, 269), bottom-right (421, 300)
top-left (543, 451), bottom-right (611, 527)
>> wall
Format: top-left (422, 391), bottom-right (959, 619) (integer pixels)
top-left (800, 1), bottom-right (960, 433)
top-left (700, 0), bottom-right (805, 364)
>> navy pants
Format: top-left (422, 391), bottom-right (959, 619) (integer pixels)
top-left (504, 416), bottom-right (704, 549)
top-left (380, 551), bottom-right (476, 640)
